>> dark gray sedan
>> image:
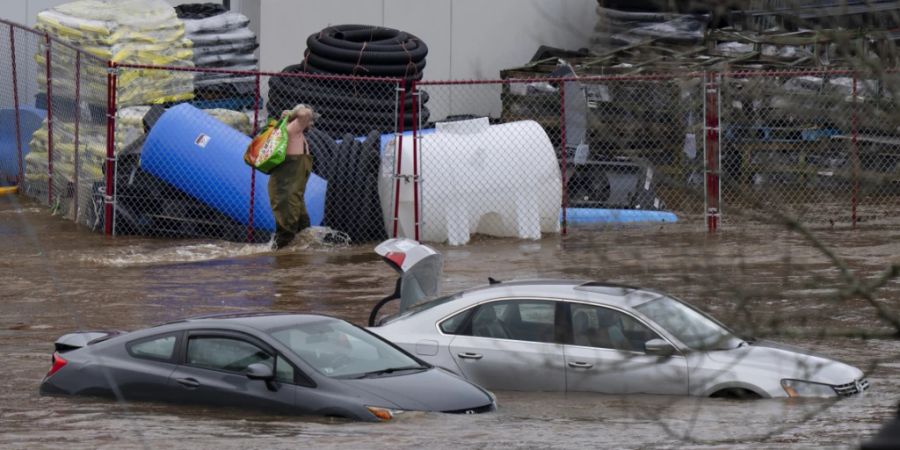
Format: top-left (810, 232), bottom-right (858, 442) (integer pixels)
top-left (40, 312), bottom-right (495, 421)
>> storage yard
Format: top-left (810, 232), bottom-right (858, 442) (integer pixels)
top-left (0, 0), bottom-right (897, 243)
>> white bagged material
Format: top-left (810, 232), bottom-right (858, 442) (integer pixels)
top-left (194, 52), bottom-right (258, 67)
top-left (187, 27), bottom-right (255, 46)
top-left (182, 11), bottom-right (250, 34)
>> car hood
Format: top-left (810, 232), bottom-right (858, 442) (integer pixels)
top-left (705, 341), bottom-right (863, 385)
top-left (342, 367), bottom-right (492, 412)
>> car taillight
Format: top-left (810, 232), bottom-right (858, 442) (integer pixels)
top-left (46, 352), bottom-right (67, 378)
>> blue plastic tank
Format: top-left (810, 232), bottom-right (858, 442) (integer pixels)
top-left (141, 103), bottom-right (325, 232)
top-left (0, 107), bottom-right (46, 185)
top-left (562, 207), bottom-right (677, 224)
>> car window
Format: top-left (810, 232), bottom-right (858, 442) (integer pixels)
top-left (186, 337), bottom-right (273, 374)
top-left (128, 334), bottom-right (177, 361)
top-left (270, 319), bottom-right (423, 378)
top-left (570, 304), bottom-right (659, 352)
top-left (634, 296), bottom-right (740, 350)
top-left (467, 300), bottom-right (556, 343)
top-left (384, 292), bottom-right (465, 324)
top-left (439, 308), bottom-right (471, 334)
top-left (275, 355), bottom-right (294, 383)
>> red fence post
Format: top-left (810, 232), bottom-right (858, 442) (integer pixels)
top-left (73, 51), bottom-right (81, 219)
top-left (559, 79), bottom-right (568, 235)
top-left (44, 33), bottom-right (54, 205)
top-left (391, 83), bottom-right (407, 239)
top-left (411, 81), bottom-right (421, 242)
top-left (104, 61), bottom-right (117, 236)
top-left (704, 72), bottom-right (721, 232)
top-left (9, 26), bottom-right (23, 185)
top-left (247, 72), bottom-right (261, 243)
top-left (851, 73), bottom-right (859, 228)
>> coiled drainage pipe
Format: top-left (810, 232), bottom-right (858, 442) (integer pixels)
top-left (267, 24), bottom-right (430, 138)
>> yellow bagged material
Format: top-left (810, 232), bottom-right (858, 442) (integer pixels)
top-left (34, 0), bottom-right (194, 108)
top-left (24, 104), bottom-right (253, 222)
top-left (35, 49), bottom-right (196, 106)
top-left (25, 105), bottom-right (254, 191)
top-left (24, 151), bottom-right (101, 184)
top-left (204, 108), bottom-right (253, 135)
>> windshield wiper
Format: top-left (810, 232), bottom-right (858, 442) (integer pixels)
top-left (354, 365), bottom-right (426, 378)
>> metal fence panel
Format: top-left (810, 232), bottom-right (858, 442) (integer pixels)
top-left (411, 74), bottom-right (705, 244)
top-left (109, 66), bottom-right (401, 244)
top-left (266, 71), bottom-right (403, 244)
top-left (720, 69), bottom-right (899, 227)
top-left (2, 17), bottom-right (897, 242)
top-left (0, 23), bottom-right (110, 231)
top-left (4, 26), bottom-right (45, 198)
top-left (44, 41), bottom-right (107, 227)
top-left (575, 75), bottom-right (706, 218)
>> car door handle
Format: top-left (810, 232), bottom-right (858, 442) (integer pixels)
top-left (457, 352), bottom-right (483, 360)
top-left (176, 377), bottom-right (200, 389)
top-left (568, 361), bottom-right (593, 369)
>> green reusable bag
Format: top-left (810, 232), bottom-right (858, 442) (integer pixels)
top-left (253, 117), bottom-right (289, 174)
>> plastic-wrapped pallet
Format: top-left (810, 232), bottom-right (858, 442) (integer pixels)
top-left (591, 5), bottom-right (709, 52)
top-left (175, 3), bottom-right (259, 109)
top-left (35, 0), bottom-right (195, 107)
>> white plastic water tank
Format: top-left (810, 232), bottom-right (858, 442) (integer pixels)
top-left (379, 118), bottom-right (561, 245)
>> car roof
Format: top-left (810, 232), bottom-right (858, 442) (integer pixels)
top-left (452, 279), bottom-right (665, 308)
top-left (160, 311), bottom-right (341, 332)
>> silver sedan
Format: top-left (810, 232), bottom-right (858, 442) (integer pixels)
top-left (369, 279), bottom-right (868, 398)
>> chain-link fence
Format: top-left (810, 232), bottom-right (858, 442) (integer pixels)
top-left (720, 69), bottom-right (900, 227)
top-left (0, 20), bottom-right (111, 230)
top-left (111, 64), bottom-right (403, 244)
top-left (411, 74), bottom-right (705, 244)
top-left (2, 18), bottom-right (898, 245)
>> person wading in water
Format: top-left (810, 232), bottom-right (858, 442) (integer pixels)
top-left (268, 104), bottom-right (318, 249)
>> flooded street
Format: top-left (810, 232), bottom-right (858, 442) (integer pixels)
top-left (1, 193), bottom-right (899, 449)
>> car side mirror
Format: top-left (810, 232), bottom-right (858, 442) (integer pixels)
top-left (246, 363), bottom-right (274, 380)
top-left (644, 339), bottom-right (676, 357)
top-left (246, 363), bottom-right (279, 391)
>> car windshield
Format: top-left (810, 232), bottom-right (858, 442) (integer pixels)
top-left (634, 296), bottom-right (741, 350)
top-left (270, 319), bottom-right (425, 378)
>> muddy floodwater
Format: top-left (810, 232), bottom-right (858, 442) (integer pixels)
top-left (1, 194), bottom-right (899, 449)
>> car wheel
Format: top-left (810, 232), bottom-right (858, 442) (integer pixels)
top-left (710, 388), bottom-right (762, 400)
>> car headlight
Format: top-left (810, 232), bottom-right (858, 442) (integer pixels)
top-left (366, 405), bottom-right (406, 421)
top-left (781, 379), bottom-right (837, 398)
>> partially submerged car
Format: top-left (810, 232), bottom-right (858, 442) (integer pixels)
top-left (368, 239), bottom-right (869, 399)
top-left (40, 313), bottom-right (495, 421)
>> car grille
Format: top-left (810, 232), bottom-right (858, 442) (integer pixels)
top-left (443, 403), bottom-right (495, 414)
top-left (833, 378), bottom-right (869, 397)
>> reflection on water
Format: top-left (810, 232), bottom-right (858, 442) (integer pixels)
top-left (1, 194), bottom-right (898, 449)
